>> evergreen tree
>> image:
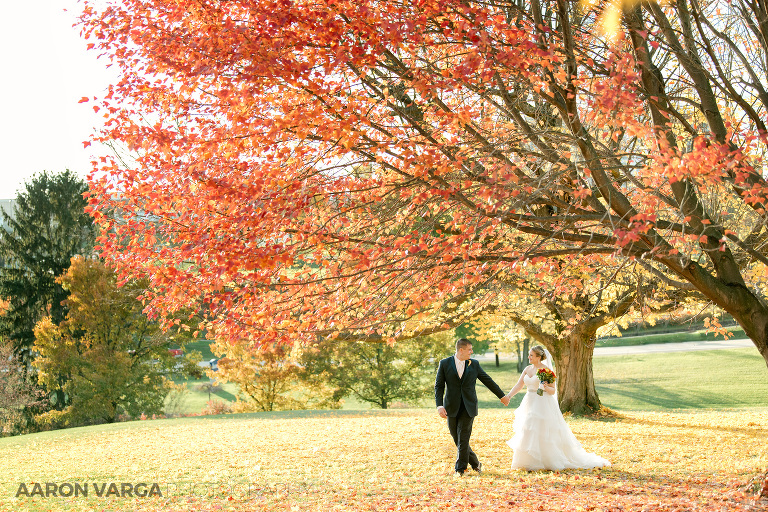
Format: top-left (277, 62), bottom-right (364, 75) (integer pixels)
top-left (0, 170), bottom-right (95, 361)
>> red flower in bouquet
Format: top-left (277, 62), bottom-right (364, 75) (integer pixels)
top-left (536, 368), bottom-right (556, 395)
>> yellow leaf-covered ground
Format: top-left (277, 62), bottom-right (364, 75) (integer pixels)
top-left (1, 409), bottom-right (766, 511)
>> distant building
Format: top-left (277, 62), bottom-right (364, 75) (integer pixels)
top-left (0, 199), bottom-right (15, 231)
top-left (0, 199), bottom-right (14, 267)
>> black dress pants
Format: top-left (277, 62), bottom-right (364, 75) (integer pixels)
top-left (447, 400), bottom-right (479, 473)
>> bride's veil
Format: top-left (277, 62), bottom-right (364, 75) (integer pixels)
top-left (542, 348), bottom-right (557, 399)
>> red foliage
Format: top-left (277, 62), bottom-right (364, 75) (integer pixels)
top-left (78, 0), bottom-right (768, 365)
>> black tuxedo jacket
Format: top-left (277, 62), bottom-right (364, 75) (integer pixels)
top-left (434, 356), bottom-right (505, 418)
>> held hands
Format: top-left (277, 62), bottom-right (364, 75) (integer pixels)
top-left (500, 395), bottom-right (511, 406)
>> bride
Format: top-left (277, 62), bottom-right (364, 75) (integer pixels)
top-left (503, 345), bottom-right (610, 471)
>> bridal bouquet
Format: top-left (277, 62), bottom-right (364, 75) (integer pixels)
top-left (536, 368), bottom-right (556, 395)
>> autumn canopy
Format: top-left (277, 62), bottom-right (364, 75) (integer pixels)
top-left (81, 0), bottom-right (768, 388)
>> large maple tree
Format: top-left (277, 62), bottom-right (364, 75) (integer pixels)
top-left (82, 0), bottom-right (768, 413)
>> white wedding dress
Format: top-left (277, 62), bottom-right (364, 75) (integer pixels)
top-left (506, 374), bottom-right (611, 471)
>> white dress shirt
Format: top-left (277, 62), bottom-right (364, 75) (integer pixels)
top-left (454, 355), bottom-right (466, 379)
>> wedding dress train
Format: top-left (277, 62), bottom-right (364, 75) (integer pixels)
top-left (506, 374), bottom-right (611, 471)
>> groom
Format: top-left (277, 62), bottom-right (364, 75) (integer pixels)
top-left (435, 338), bottom-right (510, 476)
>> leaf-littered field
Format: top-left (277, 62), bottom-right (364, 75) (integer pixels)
top-left (1, 408), bottom-right (765, 511)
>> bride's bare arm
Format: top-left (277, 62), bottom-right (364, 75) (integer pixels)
top-left (542, 381), bottom-right (556, 395)
top-left (504, 368), bottom-right (529, 399)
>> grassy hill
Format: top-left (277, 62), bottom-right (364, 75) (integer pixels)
top-left (4, 347), bottom-right (766, 511)
top-left (1, 408), bottom-right (764, 511)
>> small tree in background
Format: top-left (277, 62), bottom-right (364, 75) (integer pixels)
top-left (32, 257), bottom-right (200, 426)
top-left (466, 316), bottom-right (529, 369)
top-left (0, 344), bottom-right (48, 436)
top-left (215, 341), bottom-right (338, 412)
top-left (452, 324), bottom-right (492, 356)
top-left (299, 333), bottom-right (453, 409)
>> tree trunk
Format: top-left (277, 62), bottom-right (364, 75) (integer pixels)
top-left (679, 261), bottom-right (768, 369)
top-left (517, 338), bottom-right (530, 373)
top-left (552, 326), bottom-right (601, 415)
top-left (731, 305), bottom-right (768, 369)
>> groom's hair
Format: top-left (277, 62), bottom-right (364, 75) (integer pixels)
top-left (455, 338), bottom-right (472, 350)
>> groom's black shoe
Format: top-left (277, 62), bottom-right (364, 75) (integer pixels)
top-left (473, 462), bottom-right (483, 475)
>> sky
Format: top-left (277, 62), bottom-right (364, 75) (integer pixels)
top-left (0, 0), bottom-right (116, 200)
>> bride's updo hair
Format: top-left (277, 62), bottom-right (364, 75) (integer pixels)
top-left (531, 345), bottom-right (547, 360)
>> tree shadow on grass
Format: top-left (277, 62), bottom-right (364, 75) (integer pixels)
top-left (596, 380), bottom-right (756, 410)
top-left (211, 388), bottom-right (237, 402)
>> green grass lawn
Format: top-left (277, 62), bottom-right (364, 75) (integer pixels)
top-left (477, 348), bottom-right (767, 411)
top-left (592, 348), bottom-right (767, 410)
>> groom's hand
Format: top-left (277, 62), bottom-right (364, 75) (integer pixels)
top-left (437, 406), bottom-right (448, 419)
top-left (500, 395), bottom-right (511, 406)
